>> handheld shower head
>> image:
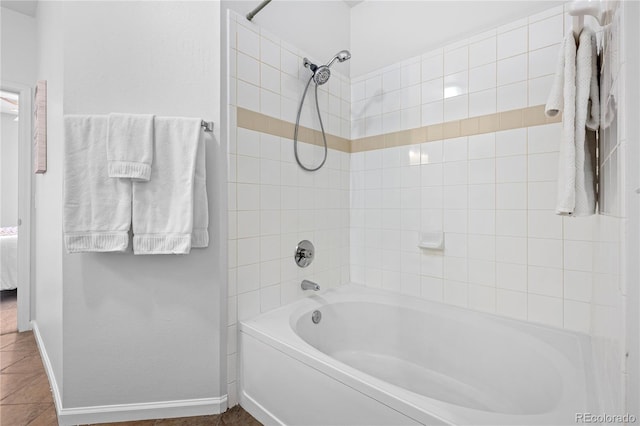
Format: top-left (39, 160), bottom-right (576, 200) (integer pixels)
top-left (303, 49), bottom-right (351, 85)
top-left (327, 50), bottom-right (351, 67)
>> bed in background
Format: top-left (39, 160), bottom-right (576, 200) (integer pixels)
top-left (1, 226), bottom-right (18, 290)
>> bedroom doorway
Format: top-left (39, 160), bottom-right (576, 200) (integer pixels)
top-left (0, 84), bottom-right (32, 332)
top-left (1, 90), bottom-right (20, 333)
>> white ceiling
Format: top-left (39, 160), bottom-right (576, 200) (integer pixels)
top-left (1, 0), bottom-right (38, 17)
top-left (0, 90), bottom-right (19, 115)
top-left (343, 0), bottom-right (364, 8)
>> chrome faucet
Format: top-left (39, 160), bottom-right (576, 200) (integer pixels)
top-left (301, 280), bottom-right (320, 291)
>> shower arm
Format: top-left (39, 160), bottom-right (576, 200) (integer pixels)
top-left (246, 0), bottom-right (272, 21)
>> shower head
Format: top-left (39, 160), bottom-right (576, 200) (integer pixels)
top-left (327, 50), bottom-right (351, 67)
top-left (303, 49), bottom-right (351, 86)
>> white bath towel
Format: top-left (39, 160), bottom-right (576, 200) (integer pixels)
top-left (545, 27), bottom-right (599, 216)
top-left (107, 113), bottom-right (154, 180)
top-left (132, 117), bottom-right (208, 254)
top-left (574, 28), bottom-right (599, 216)
top-left (64, 115), bottom-right (132, 253)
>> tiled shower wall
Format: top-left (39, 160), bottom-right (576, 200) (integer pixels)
top-left (226, 11), bottom-right (351, 405)
top-left (350, 4), bottom-right (595, 331)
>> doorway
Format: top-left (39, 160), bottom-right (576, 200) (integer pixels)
top-left (0, 84), bottom-right (32, 332)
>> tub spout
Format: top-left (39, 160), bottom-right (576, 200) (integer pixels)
top-left (301, 280), bottom-right (320, 291)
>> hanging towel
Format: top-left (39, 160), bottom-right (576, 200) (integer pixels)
top-left (574, 27), bottom-right (599, 216)
top-left (107, 113), bottom-right (154, 180)
top-left (132, 117), bottom-right (208, 254)
top-left (64, 115), bottom-right (132, 253)
top-left (191, 131), bottom-right (209, 248)
top-left (545, 27), bottom-right (599, 216)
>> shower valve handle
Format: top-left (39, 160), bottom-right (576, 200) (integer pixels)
top-left (295, 240), bottom-right (315, 268)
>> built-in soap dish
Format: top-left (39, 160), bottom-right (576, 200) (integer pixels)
top-left (418, 232), bottom-right (444, 250)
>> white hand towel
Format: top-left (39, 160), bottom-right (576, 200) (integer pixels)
top-left (574, 27), bottom-right (599, 216)
top-left (546, 31), bottom-right (577, 215)
top-left (132, 117), bottom-right (208, 254)
top-left (64, 115), bottom-right (131, 253)
top-left (107, 113), bottom-right (154, 180)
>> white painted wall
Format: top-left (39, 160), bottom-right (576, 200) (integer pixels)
top-left (0, 6), bottom-right (37, 86)
top-left (33, 0), bottom-right (64, 398)
top-left (222, 0), bottom-right (351, 74)
top-left (350, 0), bottom-right (563, 77)
top-left (59, 1), bottom-right (225, 409)
top-left (0, 113), bottom-right (19, 227)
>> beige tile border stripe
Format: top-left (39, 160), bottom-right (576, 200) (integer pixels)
top-left (237, 105), bottom-right (562, 154)
top-left (237, 107), bottom-right (351, 153)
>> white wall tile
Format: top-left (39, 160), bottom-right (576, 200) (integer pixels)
top-left (468, 284), bottom-right (496, 312)
top-left (469, 37), bottom-right (497, 68)
top-left (444, 71), bottom-right (468, 98)
top-left (261, 37), bottom-right (280, 69)
top-left (237, 52), bottom-right (260, 85)
top-left (528, 266), bottom-right (563, 297)
top-left (529, 14), bottom-right (564, 51)
top-left (497, 289), bottom-right (527, 319)
top-left (421, 79), bottom-right (444, 104)
top-left (468, 184), bottom-right (495, 210)
top-left (497, 26), bottom-right (527, 59)
top-left (469, 63), bottom-right (496, 93)
top-left (496, 236), bottom-right (527, 264)
top-left (422, 54), bottom-right (444, 81)
top-left (495, 128), bottom-right (527, 156)
top-left (421, 101), bottom-right (444, 126)
top-left (529, 44), bottom-right (559, 79)
top-left (496, 210), bottom-right (527, 237)
top-left (497, 54), bottom-right (527, 86)
top-left (237, 25), bottom-right (260, 59)
top-left (444, 95), bottom-right (468, 121)
top-left (496, 155), bottom-right (527, 183)
top-left (497, 263), bottom-right (527, 291)
top-left (469, 89), bottom-right (497, 117)
top-left (528, 294), bottom-right (563, 327)
top-left (497, 81), bottom-right (527, 111)
top-left (444, 46), bottom-right (468, 75)
top-left (468, 134), bottom-right (495, 159)
top-left (528, 238), bottom-right (563, 268)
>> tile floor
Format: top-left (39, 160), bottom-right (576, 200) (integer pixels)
top-left (0, 289), bottom-right (261, 426)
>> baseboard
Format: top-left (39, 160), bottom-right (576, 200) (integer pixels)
top-left (239, 389), bottom-right (284, 426)
top-left (56, 396), bottom-right (228, 426)
top-left (32, 321), bottom-right (64, 414)
top-left (32, 321), bottom-right (228, 426)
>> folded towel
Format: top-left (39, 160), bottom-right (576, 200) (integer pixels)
top-left (107, 113), bottom-right (154, 180)
top-left (545, 27), bottom-right (599, 216)
top-left (132, 117), bottom-right (208, 254)
top-left (64, 115), bottom-right (132, 253)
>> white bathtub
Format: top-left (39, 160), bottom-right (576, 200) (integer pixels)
top-left (239, 284), bottom-right (598, 425)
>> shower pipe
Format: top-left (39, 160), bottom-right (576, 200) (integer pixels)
top-left (246, 0), bottom-right (272, 21)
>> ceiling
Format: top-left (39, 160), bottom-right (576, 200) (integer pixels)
top-left (1, 0), bottom-right (38, 17)
top-left (0, 91), bottom-right (19, 116)
top-left (343, 0), bottom-right (364, 7)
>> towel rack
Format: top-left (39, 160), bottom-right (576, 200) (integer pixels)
top-left (569, 0), bottom-right (609, 35)
top-left (201, 120), bottom-right (214, 132)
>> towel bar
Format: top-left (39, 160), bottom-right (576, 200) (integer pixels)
top-left (201, 120), bottom-right (214, 132)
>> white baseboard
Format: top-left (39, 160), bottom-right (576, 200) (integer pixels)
top-left (239, 389), bottom-right (284, 426)
top-left (32, 321), bottom-right (63, 414)
top-left (32, 321), bottom-right (228, 426)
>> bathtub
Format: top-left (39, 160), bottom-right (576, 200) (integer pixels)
top-left (239, 284), bottom-right (598, 425)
